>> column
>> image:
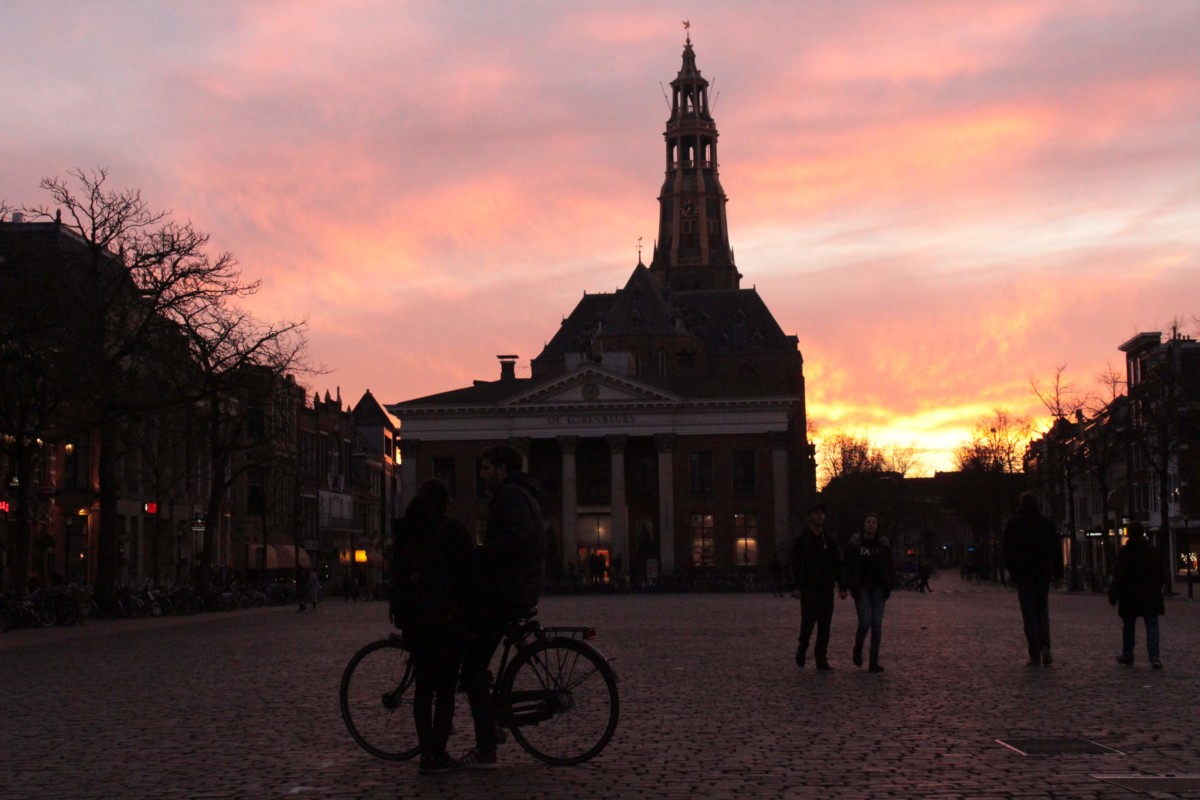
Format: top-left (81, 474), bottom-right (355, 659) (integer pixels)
top-left (608, 435), bottom-right (629, 572)
top-left (559, 436), bottom-right (578, 575)
top-left (398, 438), bottom-right (420, 510)
top-left (656, 434), bottom-right (675, 573)
top-left (770, 432), bottom-right (790, 563)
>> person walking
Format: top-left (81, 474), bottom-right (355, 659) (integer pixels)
top-left (1108, 522), bottom-right (1165, 669)
top-left (844, 513), bottom-right (893, 673)
top-left (459, 444), bottom-right (545, 768)
top-left (297, 567), bottom-right (320, 612)
top-left (789, 503), bottom-right (846, 670)
top-left (391, 478), bottom-right (476, 774)
top-left (917, 559), bottom-right (932, 593)
top-left (1002, 491), bottom-right (1064, 666)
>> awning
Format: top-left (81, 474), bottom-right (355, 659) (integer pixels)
top-left (251, 544), bottom-right (312, 570)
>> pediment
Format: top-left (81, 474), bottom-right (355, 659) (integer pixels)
top-left (501, 367), bottom-right (680, 406)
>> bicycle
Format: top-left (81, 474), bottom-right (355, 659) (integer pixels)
top-left (340, 611), bottom-right (620, 766)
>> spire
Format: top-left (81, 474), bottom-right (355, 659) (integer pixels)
top-left (649, 33), bottom-right (740, 291)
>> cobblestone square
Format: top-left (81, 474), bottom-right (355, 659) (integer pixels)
top-left (2, 576), bottom-right (1198, 799)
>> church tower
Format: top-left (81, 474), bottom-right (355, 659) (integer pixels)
top-left (648, 34), bottom-right (741, 291)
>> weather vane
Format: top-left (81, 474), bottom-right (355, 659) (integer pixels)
top-left (637, 236), bottom-right (643, 261)
top-left (683, 18), bottom-right (691, 44)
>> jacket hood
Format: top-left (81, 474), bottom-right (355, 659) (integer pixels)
top-left (501, 472), bottom-right (541, 496)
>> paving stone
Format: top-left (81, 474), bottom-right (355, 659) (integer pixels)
top-left (1, 576), bottom-right (1197, 798)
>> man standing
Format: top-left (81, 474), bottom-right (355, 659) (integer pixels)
top-left (1002, 491), bottom-right (1063, 666)
top-left (789, 503), bottom-right (846, 670)
top-left (459, 444), bottom-right (544, 768)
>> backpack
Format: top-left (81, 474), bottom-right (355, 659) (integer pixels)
top-left (389, 520), bottom-right (458, 630)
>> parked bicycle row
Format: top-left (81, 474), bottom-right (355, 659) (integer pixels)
top-left (0, 581), bottom-right (301, 633)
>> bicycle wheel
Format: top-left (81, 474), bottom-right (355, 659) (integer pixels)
top-left (500, 637), bottom-right (619, 766)
top-left (339, 638), bottom-right (420, 761)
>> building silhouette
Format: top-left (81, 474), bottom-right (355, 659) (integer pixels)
top-left (389, 37), bottom-right (816, 583)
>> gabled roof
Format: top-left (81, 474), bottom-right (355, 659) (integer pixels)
top-left (534, 262), bottom-right (796, 364)
top-left (388, 378), bottom-right (534, 411)
top-left (352, 389), bottom-right (397, 430)
top-left (598, 263), bottom-right (681, 337)
top-left (670, 288), bottom-right (794, 353)
top-left (501, 365), bottom-right (681, 406)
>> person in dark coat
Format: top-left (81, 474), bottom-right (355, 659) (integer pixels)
top-left (844, 513), bottom-right (894, 672)
top-left (789, 503), bottom-right (846, 670)
top-left (392, 479), bottom-right (476, 774)
top-left (1108, 522), bottom-right (1165, 669)
top-left (459, 444), bottom-right (544, 768)
top-left (1002, 491), bottom-right (1064, 666)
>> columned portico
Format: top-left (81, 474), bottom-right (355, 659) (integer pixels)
top-left (770, 432), bottom-right (791, 553)
top-left (559, 436), bottom-right (579, 574)
top-left (655, 433), bottom-right (675, 573)
top-left (607, 434), bottom-right (628, 570)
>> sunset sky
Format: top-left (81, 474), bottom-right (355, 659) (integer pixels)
top-left (3, 1), bottom-right (1198, 474)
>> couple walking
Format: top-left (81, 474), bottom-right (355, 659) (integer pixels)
top-left (790, 503), bottom-right (893, 673)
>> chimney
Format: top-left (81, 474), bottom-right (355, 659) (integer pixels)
top-left (11, 212), bottom-right (23, 224)
top-left (498, 354), bottom-right (518, 381)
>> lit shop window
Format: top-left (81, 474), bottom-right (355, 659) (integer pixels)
top-left (691, 513), bottom-right (714, 568)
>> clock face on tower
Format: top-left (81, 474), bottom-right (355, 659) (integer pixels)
top-left (682, 200), bottom-right (698, 219)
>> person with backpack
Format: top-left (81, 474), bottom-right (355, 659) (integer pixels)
top-left (390, 478), bottom-right (475, 774)
top-left (459, 444), bottom-right (544, 768)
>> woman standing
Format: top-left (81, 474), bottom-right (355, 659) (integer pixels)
top-left (844, 513), bottom-right (894, 673)
top-left (391, 479), bottom-right (476, 773)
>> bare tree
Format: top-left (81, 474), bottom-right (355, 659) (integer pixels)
top-left (1029, 366), bottom-right (1089, 589)
top-left (949, 410), bottom-right (1033, 579)
top-left (953, 410), bottom-right (1032, 474)
top-left (8, 168), bottom-right (300, 593)
top-left (173, 301), bottom-right (311, 583)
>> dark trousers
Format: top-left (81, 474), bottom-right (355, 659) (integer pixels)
top-left (1016, 579), bottom-right (1052, 660)
top-left (798, 588), bottom-right (835, 663)
top-left (460, 613), bottom-right (508, 754)
top-left (408, 630), bottom-right (462, 759)
top-left (1122, 614), bottom-right (1161, 663)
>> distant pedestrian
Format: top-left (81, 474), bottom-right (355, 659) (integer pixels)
top-left (307, 569), bottom-right (321, 607)
top-left (789, 503), bottom-right (846, 670)
top-left (1108, 522), bottom-right (1165, 669)
top-left (297, 568), bottom-right (320, 612)
top-left (845, 513), bottom-right (893, 672)
top-left (343, 571), bottom-right (359, 601)
top-left (1002, 491), bottom-right (1064, 666)
top-left (917, 559), bottom-right (932, 593)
